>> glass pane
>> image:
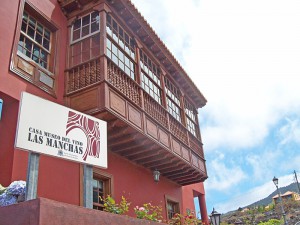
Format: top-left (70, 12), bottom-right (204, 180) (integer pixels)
top-left (21, 21), bottom-right (27, 32)
top-left (125, 34), bottom-right (129, 43)
top-left (82, 14), bottom-right (90, 26)
top-left (43, 39), bottom-right (50, 50)
top-left (91, 22), bottom-right (99, 33)
top-left (119, 51), bottom-right (124, 61)
top-left (106, 26), bottom-right (112, 36)
top-left (27, 26), bottom-right (35, 39)
top-left (112, 54), bottom-right (118, 65)
top-left (106, 39), bottom-right (111, 50)
top-left (18, 44), bottom-right (24, 53)
top-left (119, 60), bottom-right (124, 71)
top-left (93, 191), bottom-right (99, 203)
top-left (23, 12), bottom-right (28, 21)
top-left (35, 33), bottom-right (42, 44)
top-left (25, 38), bottom-right (33, 51)
top-left (29, 16), bottom-right (36, 28)
top-left (40, 49), bottom-right (47, 61)
top-left (125, 46), bottom-right (129, 55)
top-left (98, 181), bottom-right (103, 190)
top-left (119, 38), bottom-right (124, 49)
top-left (37, 23), bottom-right (43, 34)
top-left (74, 19), bottom-right (81, 30)
top-left (113, 20), bottom-right (117, 31)
top-left (33, 44), bottom-right (40, 57)
top-left (119, 28), bottom-right (123, 37)
top-left (124, 57), bottom-right (129, 67)
top-left (40, 60), bottom-right (47, 69)
top-left (112, 44), bottom-right (117, 55)
top-left (32, 55), bottom-right (39, 63)
top-left (91, 11), bottom-right (99, 22)
top-left (82, 25), bottom-right (89, 37)
top-left (25, 49), bottom-right (31, 58)
top-left (93, 179), bottom-right (98, 187)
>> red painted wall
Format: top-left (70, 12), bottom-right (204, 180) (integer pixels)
top-left (0, 94), bottom-right (19, 186)
top-left (103, 152), bottom-right (183, 218)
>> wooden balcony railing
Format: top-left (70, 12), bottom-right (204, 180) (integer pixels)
top-left (189, 133), bottom-right (204, 157)
top-left (66, 57), bottom-right (102, 93)
top-left (169, 116), bottom-right (189, 146)
top-left (107, 61), bottom-right (141, 106)
top-left (143, 91), bottom-right (168, 128)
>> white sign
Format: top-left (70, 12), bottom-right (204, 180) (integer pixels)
top-left (15, 92), bottom-right (107, 168)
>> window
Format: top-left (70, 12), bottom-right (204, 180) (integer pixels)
top-left (165, 77), bottom-right (182, 122)
top-left (184, 99), bottom-right (198, 137)
top-left (106, 14), bottom-right (135, 80)
top-left (92, 171), bottom-right (112, 210)
top-left (106, 38), bottom-right (135, 79)
top-left (71, 11), bottom-right (100, 43)
top-left (140, 50), bottom-right (162, 104)
top-left (69, 11), bottom-right (100, 67)
top-left (10, 3), bottom-right (58, 95)
top-left (19, 12), bottom-right (50, 70)
top-left (166, 199), bottom-right (180, 220)
top-left (106, 14), bottom-right (135, 59)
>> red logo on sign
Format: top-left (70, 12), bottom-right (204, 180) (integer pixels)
top-left (66, 111), bottom-right (100, 161)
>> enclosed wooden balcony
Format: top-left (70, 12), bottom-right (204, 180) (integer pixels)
top-left (65, 57), bottom-right (207, 185)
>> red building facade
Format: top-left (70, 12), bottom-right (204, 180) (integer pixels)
top-left (0, 0), bottom-right (209, 222)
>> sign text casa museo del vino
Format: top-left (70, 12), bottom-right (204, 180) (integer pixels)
top-left (15, 92), bottom-right (107, 168)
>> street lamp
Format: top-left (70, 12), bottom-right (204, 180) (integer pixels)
top-left (210, 208), bottom-right (221, 225)
top-left (272, 176), bottom-right (288, 225)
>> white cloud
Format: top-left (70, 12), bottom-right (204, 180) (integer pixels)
top-left (205, 153), bottom-right (247, 192)
top-left (278, 118), bottom-right (300, 145)
top-left (215, 174), bottom-right (295, 213)
top-left (246, 150), bottom-right (280, 182)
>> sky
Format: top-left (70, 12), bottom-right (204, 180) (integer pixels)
top-left (130, 0), bottom-right (300, 215)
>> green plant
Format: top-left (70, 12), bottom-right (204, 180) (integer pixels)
top-left (0, 184), bottom-right (6, 195)
top-left (257, 218), bottom-right (282, 225)
top-left (134, 203), bottom-right (163, 222)
top-left (102, 195), bottom-right (130, 215)
top-left (168, 212), bottom-right (203, 225)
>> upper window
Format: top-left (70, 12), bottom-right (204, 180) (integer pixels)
top-left (106, 14), bottom-right (135, 60)
top-left (69, 11), bottom-right (101, 67)
top-left (11, 3), bottom-right (58, 95)
top-left (165, 77), bottom-right (182, 122)
top-left (106, 14), bottom-right (135, 80)
top-left (72, 11), bottom-right (100, 43)
top-left (140, 50), bottom-right (161, 104)
top-left (184, 99), bottom-right (198, 137)
top-left (19, 12), bottom-right (51, 70)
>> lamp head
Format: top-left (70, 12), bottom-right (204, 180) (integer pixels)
top-left (210, 208), bottom-right (221, 225)
top-left (153, 169), bottom-right (160, 182)
top-left (273, 176), bottom-right (278, 187)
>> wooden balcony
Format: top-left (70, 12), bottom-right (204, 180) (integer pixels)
top-left (65, 57), bottom-right (207, 185)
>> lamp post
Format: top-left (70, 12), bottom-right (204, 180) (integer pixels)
top-left (272, 176), bottom-right (288, 225)
top-left (210, 208), bottom-right (221, 225)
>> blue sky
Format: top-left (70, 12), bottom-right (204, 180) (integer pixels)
top-left (130, 0), bottom-right (300, 214)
